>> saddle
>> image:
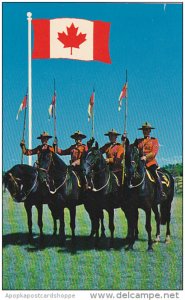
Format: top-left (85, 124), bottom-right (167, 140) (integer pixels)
top-left (146, 168), bottom-right (170, 187)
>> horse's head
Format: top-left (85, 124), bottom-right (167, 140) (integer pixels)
top-left (3, 165), bottom-right (37, 202)
top-left (38, 150), bottom-right (67, 185)
top-left (38, 150), bottom-right (54, 183)
top-left (81, 143), bottom-right (106, 189)
top-left (126, 145), bottom-right (145, 180)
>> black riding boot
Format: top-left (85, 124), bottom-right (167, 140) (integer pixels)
top-left (156, 175), bottom-right (167, 204)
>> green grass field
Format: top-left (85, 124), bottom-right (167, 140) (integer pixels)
top-left (3, 191), bottom-right (182, 290)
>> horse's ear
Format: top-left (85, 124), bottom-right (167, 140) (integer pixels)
top-left (95, 141), bottom-right (99, 149)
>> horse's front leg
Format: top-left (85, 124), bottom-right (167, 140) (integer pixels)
top-left (145, 208), bottom-right (153, 251)
top-left (84, 203), bottom-right (96, 237)
top-left (36, 203), bottom-right (44, 241)
top-left (48, 203), bottom-right (57, 235)
top-left (152, 205), bottom-right (161, 243)
top-left (135, 209), bottom-right (139, 240)
top-left (94, 215), bottom-right (100, 248)
top-left (24, 202), bottom-right (33, 243)
top-left (59, 207), bottom-right (66, 246)
top-left (51, 214), bottom-right (57, 236)
top-left (108, 208), bottom-right (115, 248)
top-left (69, 206), bottom-right (76, 241)
top-left (165, 202), bottom-right (172, 244)
top-left (125, 209), bottom-right (137, 251)
top-left (100, 210), bottom-right (106, 238)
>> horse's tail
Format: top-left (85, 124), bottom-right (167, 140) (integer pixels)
top-left (160, 172), bottom-right (174, 225)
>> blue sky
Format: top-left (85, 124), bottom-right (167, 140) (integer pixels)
top-left (3, 2), bottom-right (182, 171)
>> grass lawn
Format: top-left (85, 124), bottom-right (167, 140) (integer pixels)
top-left (2, 191), bottom-right (182, 290)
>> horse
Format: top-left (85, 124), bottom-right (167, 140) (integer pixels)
top-left (80, 144), bottom-right (129, 247)
top-left (37, 149), bottom-right (105, 245)
top-left (125, 145), bottom-right (174, 251)
top-left (3, 164), bottom-right (57, 243)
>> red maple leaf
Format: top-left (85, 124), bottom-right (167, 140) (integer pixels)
top-left (58, 23), bottom-right (87, 55)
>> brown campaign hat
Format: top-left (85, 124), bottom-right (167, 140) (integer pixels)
top-left (37, 131), bottom-right (53, 139)
top-left (70, 130), bottom-right (86, 140)
top-left (138, 122), bottom-right (155, 130)
top-left (104, 129), bottom-right (121, 136)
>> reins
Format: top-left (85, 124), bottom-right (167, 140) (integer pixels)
top-left (128, 171), bottom-right (146, 189)
top-left (128, 147), bottom-right (146, 189)
top-left (45, 170), bottom-right (68, 194)
top-left (85, 169), bottom-right (111, 192)
top-left (8, 171), bottom-right (38, 201)
top-left (21, 172), bottom-right (39, 201)
top-left (38, 151), bottom-right (69, 194)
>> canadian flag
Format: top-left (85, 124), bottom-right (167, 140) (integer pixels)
top-left (32, 18), bottom-right (111, 64)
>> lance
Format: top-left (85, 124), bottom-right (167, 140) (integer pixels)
top-left (88, 88), bottom-right (95, 139)
top-left (53, 79), bottom-right (58, 152)
top-left (21, 103), bottom-right (27, 164)
top-left (122, 70), bottom-right (128, 185)
top-left (92, 89), bottom-right (95, 138)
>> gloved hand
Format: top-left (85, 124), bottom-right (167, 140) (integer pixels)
top-left (121, 135), bottom-right (130, 146)
top-left (105, 158), bottom-right (110, 164)
top-left (87, 137), bottom-right (95, 148)
top-left (53, 137), bottom-right (58, 145)
top-left (20, 139), bottom-right (25, 147)
top-left (53, 137), bottom-right (58, 153)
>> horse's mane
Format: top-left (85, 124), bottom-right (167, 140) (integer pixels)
top-left (84, 147), bottom-right (107, 169)
top-left (9, 164), bottom-right (36, 177)
top-left (52, 152), bottom-right (67, 170)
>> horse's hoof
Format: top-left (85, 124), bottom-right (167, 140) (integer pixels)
top-left (28, 234), bottom-right (34, 244)
top-left (71, 236), bottom-right (76, 244)
top-left (39, 235), bottom-right (44, 242)
top-left (89, 234), bottom-right (94, 239)
top-left (154, 235), bottom-right (160, 243)
top-left (94, 240), bottom-right (100, 249)
top-left (147, 246), bottom-right (153, 252)
top-left (60, 239), bottom-right (66, 247)
top-left (135, 235), bottom-right (139, 241)
top-left (165, 235), bottom-right (171, 244)
top-left (125, 245), bottom-right (134, 251)
top-left (109, 241), bottom-right (114, 249)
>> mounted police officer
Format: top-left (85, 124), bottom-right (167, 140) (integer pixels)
top-left (134, 122), bottom-right (166, 202)
top-left (56, 131), bottom-right (88, 168)
top-left (98, 129), bottom-right (125, 185)
top-left (20, 131), bottom-right (54, 164)
top-left (56, 130), bottom-right (90, 189)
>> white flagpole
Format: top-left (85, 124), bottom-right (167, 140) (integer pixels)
top-left (27, 12), bottom-right (32, 166)
top-left (92, 90), bottom-right (95, 138)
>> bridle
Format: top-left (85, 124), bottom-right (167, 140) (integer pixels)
top-left (38, 151), bottom-right (54, 173)
top-left (7, 171), bottom-right (38, 201)
top-left (38, 151), bottom-right (68, 194)
top-left (84, 150), bottom-right (110, 192)
top-left (128, 147), bottom-right (146, 189)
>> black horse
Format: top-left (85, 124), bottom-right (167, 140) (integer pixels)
top-left (81, 145), bottom-right (129, 247)
top-left (37, 149), bottom-right (106, 244)
top-left (125, 145), bottom-right (174, 251)
top-left (3, 164), bottom-right (57, 242)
